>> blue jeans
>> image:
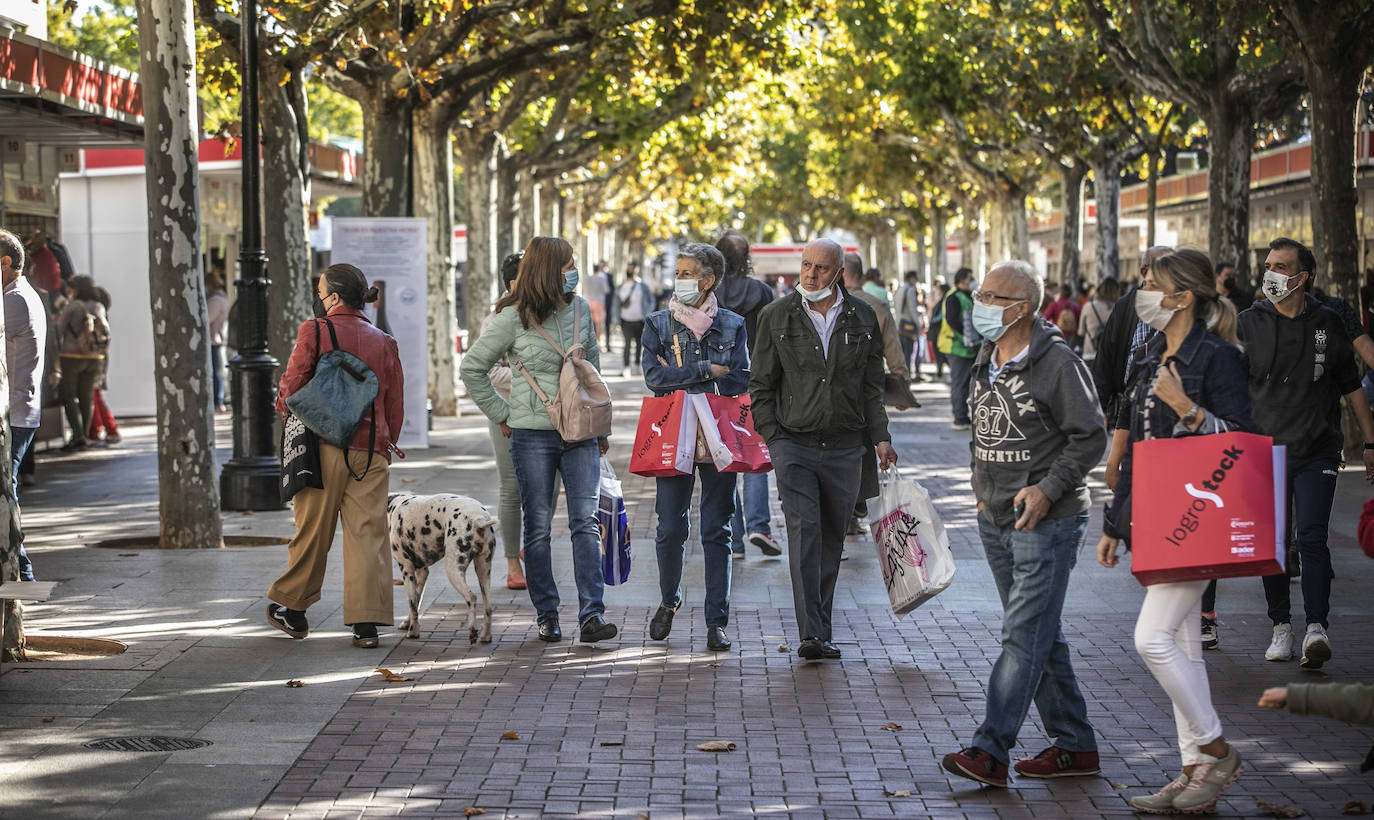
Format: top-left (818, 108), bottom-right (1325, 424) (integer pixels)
top-left (729, 471), bottom-right (772, 551)
top-left (1262, 452), bottom-right (1340, 628)
top-left (10, 425), bottom-right (37, 581)
top-left (972, 510), bottom-right (1096, 765)
top-left (948, 354), bottom-right (974, 424)
top-left (508, 428), bottom-right (604, 626)
top-left (655, 463), bottom-right (737, 627)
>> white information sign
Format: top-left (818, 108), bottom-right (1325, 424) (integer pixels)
top-left (330, 218), bottom-right (428, 449)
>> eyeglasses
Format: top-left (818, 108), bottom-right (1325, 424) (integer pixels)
top-left (972, 289), bottom-right (1027, 305)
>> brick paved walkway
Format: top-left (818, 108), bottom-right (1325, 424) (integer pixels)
top-left (252, 375), bottom-right (1374, 820)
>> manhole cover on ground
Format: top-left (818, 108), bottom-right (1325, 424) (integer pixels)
top-left (21, 635), bottom-right (127, 662)
top-left (92, 535), bottom-right (290, 550)
top-left (84, 736), bottom-right (212, 752)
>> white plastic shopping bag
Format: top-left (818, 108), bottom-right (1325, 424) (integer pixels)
top-left (869, 466), bottom-right (955, 617)
top-left (598, 457), bottom-right (631, 585)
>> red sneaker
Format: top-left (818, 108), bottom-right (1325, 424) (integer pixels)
top-left (1013, 746), bottom-right (1101, 778)
top-left (941, 747), bottom-right (1009, 787)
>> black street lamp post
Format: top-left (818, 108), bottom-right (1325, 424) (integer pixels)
top-left (220, 0), bottom-right (282, 511)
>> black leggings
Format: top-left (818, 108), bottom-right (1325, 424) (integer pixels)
top-left (1202, 579), bottom-right (1217, 614)
top-left (621, 320), bottom-right (644, 367)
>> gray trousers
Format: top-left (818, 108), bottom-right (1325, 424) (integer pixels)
top-left (771, 438), bottom-right (865, 641)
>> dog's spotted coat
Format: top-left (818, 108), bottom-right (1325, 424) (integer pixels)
top-left (387, 492), bottom-right (498, 644)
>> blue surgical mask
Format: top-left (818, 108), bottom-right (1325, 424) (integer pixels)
top-left (971, 300), bottom-right (1023, 341)
top-left (674, 279), bottom-right (703, 306)
top-left (563, 268), bottom-right (579, 294)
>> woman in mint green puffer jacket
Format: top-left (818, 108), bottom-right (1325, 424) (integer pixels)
top-left (459, 236), bottom-right (616, 646)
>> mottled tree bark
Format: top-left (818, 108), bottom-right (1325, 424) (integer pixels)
top-left (260, 64), bottom-right (312, 366)
top-left (361, 94), bottom-right (414, 217)
top-left (1060, 160), bottom-right (1087, 286)
top-left (932, 207), bottom-right (947, 281)
top-left (1093, 154), bottom-right (1126, 283)
top-left (459, 134), bottom-right (498, 344)
top-left (517, 170), bottom-right (537, 248)
top-left (1203, 101), bottom-right (1254, 280)
top-left (136, 0), bottom-right (224, 549)
top-left (413, 108), bottom-right (458, 415)
top-left (494, 151), bottom-right (517, 264)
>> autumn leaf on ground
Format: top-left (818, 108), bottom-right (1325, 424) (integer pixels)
top-left (285, 680), bottom-right (305, 687)
top-left (394, 579), bottom-right (404, 585)
top-left (884, 787), bottom-right (911, 797)
top-left (880, 722), bottom-right (902, 731)
top-left (462, 809), bottom-right (485, 817)
top-left (777, 644), bottom-right (790, 653)
top-left (1256, 800), bottom-right (1306, 818)
top-left (500, 730), bottom-right (519, 740)
top-left (376, 669), bottom-right (411, 682)
top-left (694, 740), bottom-right (736, 752)
top-left (1342, 802), bottom-right (1367, 815)
top-left (402, 478), bottom-right (416, 483)
top-left (41, 716), bottom-right (54, 723)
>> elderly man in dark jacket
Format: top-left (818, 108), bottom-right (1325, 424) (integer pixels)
top-left (941, 260), bottom-right (1106, 788)
top-left (749, 238), bottom-right (897, 662)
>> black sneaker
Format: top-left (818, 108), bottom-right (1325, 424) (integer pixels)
top-left (351, 622), bottom-right (379, 649)
top-left (266, 604), bottom-right (308, 639)
top-left (579, 615), bottom-right (618, 643)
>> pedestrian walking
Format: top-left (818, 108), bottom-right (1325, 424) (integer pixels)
top-left (583, 260), bottom-right (610, 352)
top-left (616, 263), bottom-right (653, 377)
top-left (642, 243), bottom-right (749, 652)
top-left (1079, 276), bottom-right (1119, 363)
top-left (749, 238), bottom-right (897, 662)
top-left (928, 279), bottom-right (949, 380)
top-left (460, 236), bottom-right (617, 645)
top-left (1242, 237), bottom-right (1374, 668)
top-left (2, 228), bottom-right (44, 582)
top-left (714, 232), bottom-right (782, 558)
top-left (54, 275), bottom-right (108, 451)
top-left (206, 266), bottom-right (229, 412)
top-left (940, 260), bottom-right (1106, 788)
top-left (1097, 249), bottom-right (1250, 813)
top-left (267, 264), bottom-right (405, 649)
top-left (936, 267), bottom-right (979, 429)
top-left (894, 270), bottom-right (924, 379)
top-left (85, 287), bottom-right (119, 445)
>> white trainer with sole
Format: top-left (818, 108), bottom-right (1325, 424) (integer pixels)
top-left (1265, 623), bottom-right (1293, 662)
top-left (1300, 623), bottom-right (1331, 669)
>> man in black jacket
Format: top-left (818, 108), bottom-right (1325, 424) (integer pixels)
top-left (750, 238), bottom-right (898, 661)
top-left (1243, 237), bottom-right (1374, 670)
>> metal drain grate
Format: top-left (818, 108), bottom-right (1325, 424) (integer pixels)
top-left (84, 736), bottom-right (212, 752)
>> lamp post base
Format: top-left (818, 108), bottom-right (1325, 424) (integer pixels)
top-left (221, 457), bottom-right (283, 511)
top-left (221, 348), bottom-right (283, 511)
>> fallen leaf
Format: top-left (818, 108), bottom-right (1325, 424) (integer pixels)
top-left (393, 579), bottom-right (405, 585)
top-left (694, 740), bottom-right (736, 752)
top-left (286, 679), bottom-right (305, 687)
top-left (118, 553), bottom-right (138, 557)
top-left (376, 669), bottom-right (411, 682)
top-left (462, 809), bottom-right (485, 817)
top-left (1256, 800), bottom-right (1307, 818)
top-left (883, 788), bottom-right (911, 797)
top-left (41, 716), bottom-right (54, 723)
top-left (599, 740), bottom-right (623, 747)
top-left (1341, 803), bottom-right (1367, 816)
top-left (76, 534), bottom-right (83, 539)
top-left (880, 722), bottom-right (902, 731)
top-left (240, 511), bottom-right (252, 515)
top-left (240, 525), bottom-right (251, 530)
top-left (248, 718), bottom-right (255, 722)
top-left (402, 478), bottom-right (416, 484)
top-left (777, 644), bottom-right (790, 653)
top-left (1110, 782), bottom-right (1129, 789)
top-left (637, 815), bottom-right (649, 820)
top-left (500, 730), bottom-right (519, 740)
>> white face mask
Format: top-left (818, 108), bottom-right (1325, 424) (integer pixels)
top-left (796, 283), bottom-right (832, 303)
top-left (1135, 289), bottom-right (1183, 332)
top-left (674, 279), bottom-right (704, 306)
top-left (1262, 270), bottom-right (1302, 304)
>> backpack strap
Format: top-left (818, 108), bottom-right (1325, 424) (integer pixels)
top-left (509, 354), bottom-right (555, 408)
top-left (347, 402), bottom-right (376, 482)
top-left (322, 317), bottom-right (342, 351)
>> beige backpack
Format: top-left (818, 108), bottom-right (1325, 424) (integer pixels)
top-left (512, 298), bottom-right (613, 441)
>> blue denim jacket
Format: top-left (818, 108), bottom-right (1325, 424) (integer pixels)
top-left (641, 307), bottom-right (750, 397)
top-left (1104, 320), bottom-right (1253, 540)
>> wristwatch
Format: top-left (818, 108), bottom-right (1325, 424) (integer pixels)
top-left (1180, 404), bottom-right (1201, 426)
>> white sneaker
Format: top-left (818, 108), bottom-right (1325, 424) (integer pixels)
top-left (1265, 623), bottom-right (1293, 662)
top-left (1300, 623), bottom-right (1331, 669)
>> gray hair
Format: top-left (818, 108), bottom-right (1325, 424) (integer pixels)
top-left (988, 259), bottom-right (1043, 311)
top-left (0, 228), bottom-right (23, 272)
top-left (678, 242), bottom-right (726, 283)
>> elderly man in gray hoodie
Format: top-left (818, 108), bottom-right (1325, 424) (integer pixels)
top-left (941, 260), bottom-right (1107, 788)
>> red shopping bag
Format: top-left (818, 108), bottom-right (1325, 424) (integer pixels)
top-left (628, 391), bottom-right (695, 477)
top-left (692, 393), bottom-right (772, 474)
top-left (1131, 431), bottom-right (1286, 585)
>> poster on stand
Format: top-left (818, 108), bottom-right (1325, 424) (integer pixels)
top-left (330, 218), bottom-right (428, 449)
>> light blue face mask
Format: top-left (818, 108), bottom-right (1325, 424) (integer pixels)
top-left (971, 299), bottom-right (1025, 341)
top-left (563, 268), bottom-right (579, 294)
top-left (674, 279), bottom-right (704, 306)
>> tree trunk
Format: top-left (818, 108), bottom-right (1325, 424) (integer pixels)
top-left (517, 169), bottom-right (536, 249)
top-left (494, 151), bottom-right (517, 263)
top-left (959, 199), bottom-right (983, 276)
top-left (1093, 155), bottom-right (1125, 283)
top-left (0, 254), bottom-right (18, 659)
top-left (459, 134), bottom-right (498, 344)
top-left (1203, 101), bottom-right (1254, 283)
top-left (1145, 149), bottom-right (1162, 249)
top-left (877, 224), bottom-right (900, 284)
top-left (260, 64), bottom-right (312, 366)
top-left (933, 207), bottom-right (947, 281)
top-left (990, 192), bottom-right (1029, 264)
top-left (361, 94), bottom-right (413, 217)
top-left (414, 108), bottom-right (458, 415)
top-left (1304, 69), bottom-right (1363, 304)
top-left (136, 0), bottom-right (224, 549)
top-left (1060, 161), bottom-right (1087, 286)
top-left (912, 227), bottom-right (926, 282)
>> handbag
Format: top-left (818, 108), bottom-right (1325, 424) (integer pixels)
top-left (279, 409), bottom-right (322, 502)
top-left (284, 319), bottom-right (379, 481)
top-left (869, 466), bottom-right (955, 617)
top-left (1130, 431), bottom-right (1286, 585)
top-left (629, 390), bottom-right (697, 476)
top-left (598, 457), bottom-right (631, 585)
top-left (689, 392), bottom-right (772, 473)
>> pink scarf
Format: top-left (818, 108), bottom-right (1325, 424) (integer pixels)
top-left (669, 292), bottom-right (718, 340)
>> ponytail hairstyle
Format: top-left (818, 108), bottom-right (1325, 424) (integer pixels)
top-left (322, 263), bottom-right (379, 309)
top-left (1149, 248), bottom-right (1238, 347)
top-left (497, 236), bottom-right (573, 329)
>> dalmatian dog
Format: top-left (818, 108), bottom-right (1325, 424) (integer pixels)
top-left (387, 492), bottom-right (498, 644)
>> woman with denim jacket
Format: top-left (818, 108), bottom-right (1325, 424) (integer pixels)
top-left (642, 243), bottom-right (750, 652)
top-left (1096, 249), bottom-right (1252, 814)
